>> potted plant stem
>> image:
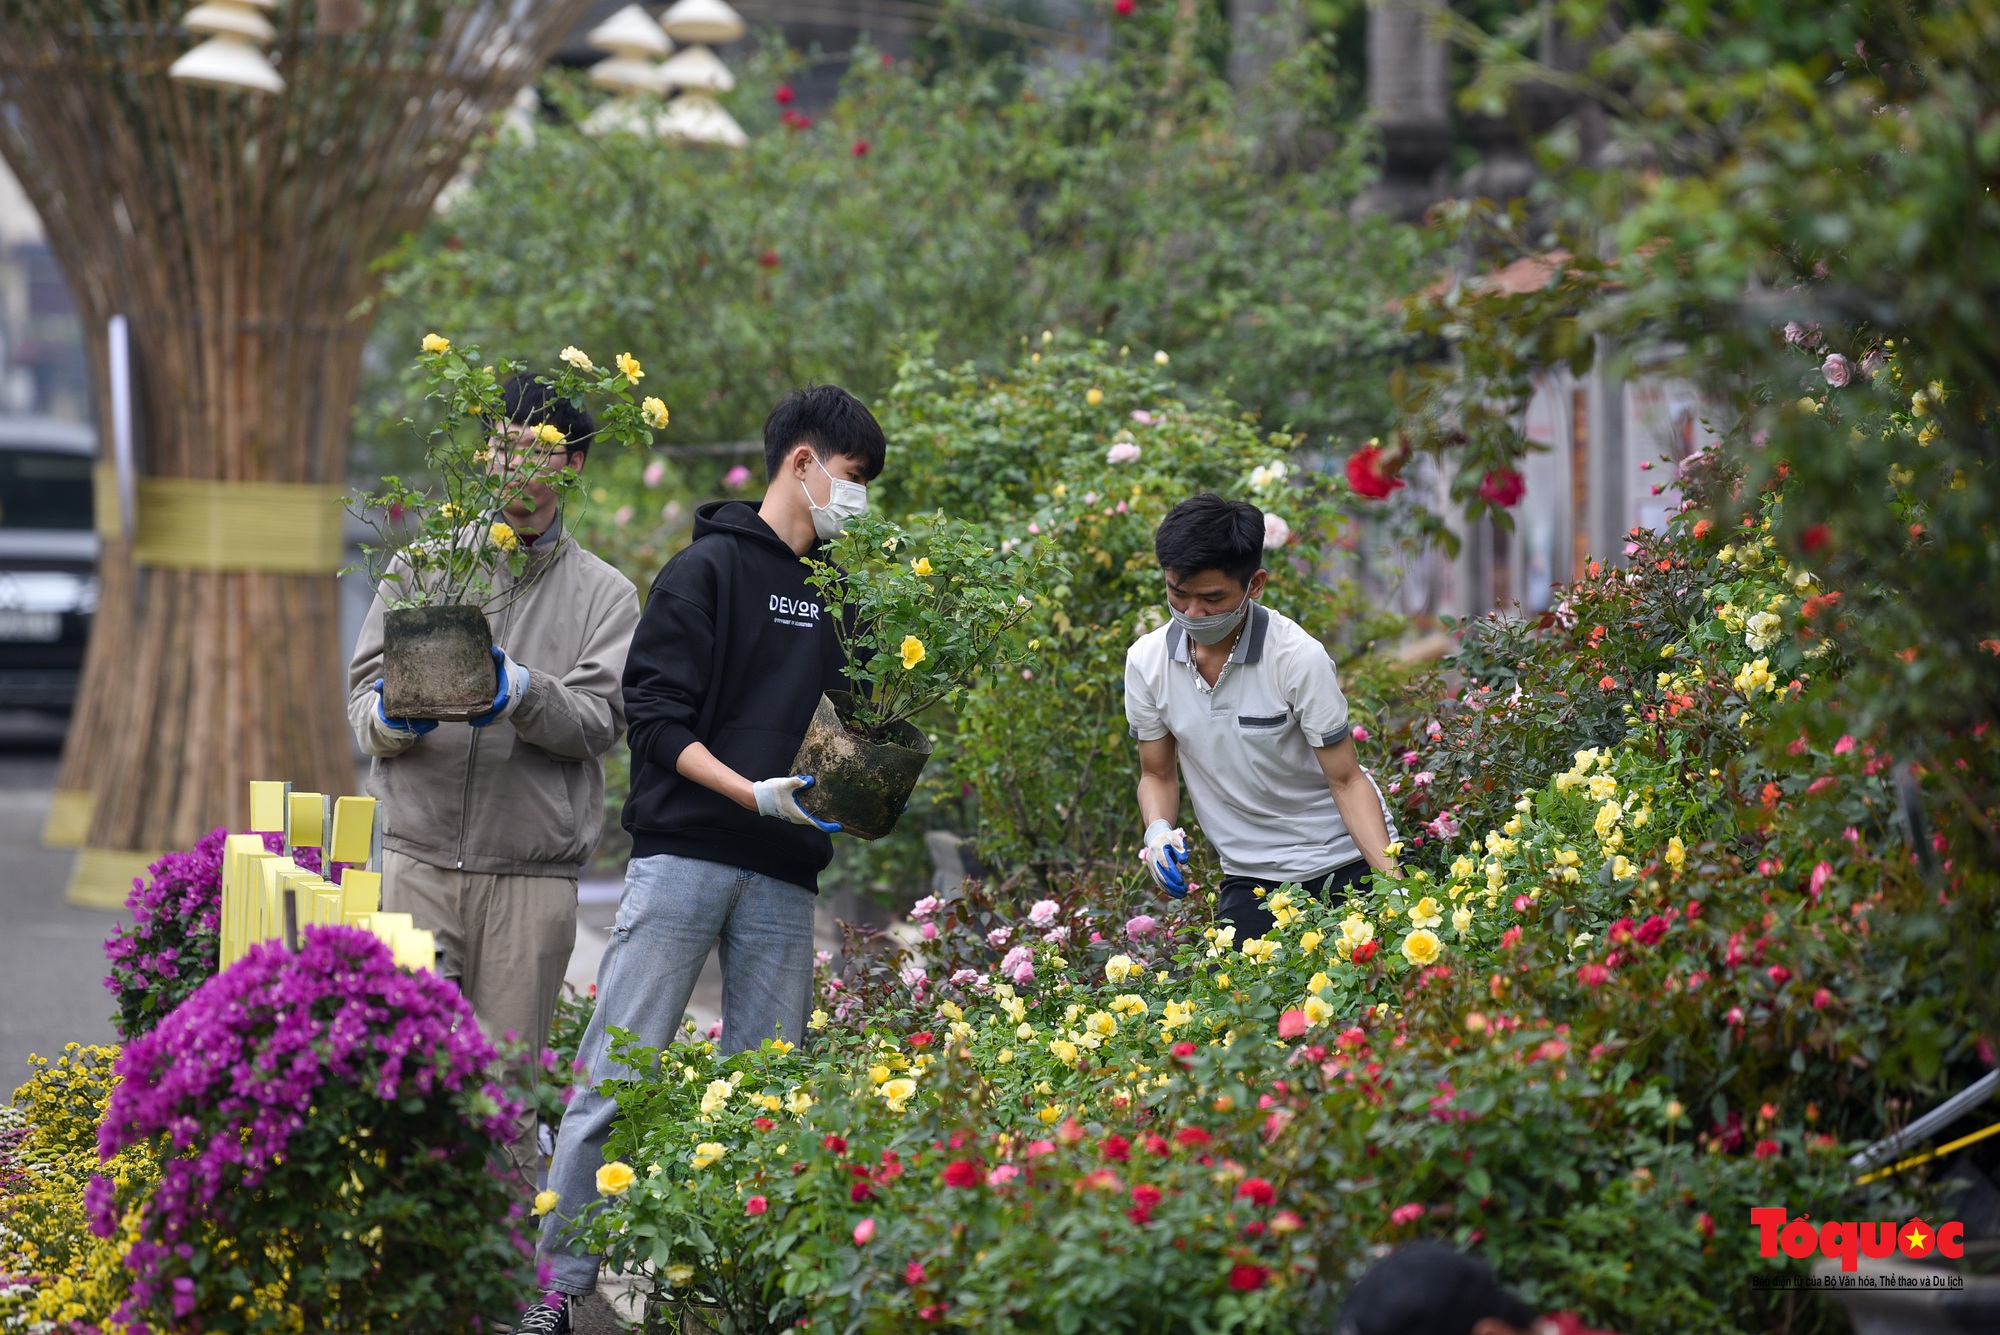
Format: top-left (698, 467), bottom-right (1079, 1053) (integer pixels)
top-left (794, 512), bottom-right (1060, 838)
top-left (349, 335), bottom-right (666, 719)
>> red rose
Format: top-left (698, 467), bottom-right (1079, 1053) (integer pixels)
top-left (759, 249), bottom-right (780, 269)
top-left (1478, 468), bottom-right (1525, 508)
top-left (1767, 965), bottom-right (1791, 985)
top-left (850, 1182), bottom-right (874, 1202)
top-left (1350, 940), bottom-right (1379, 964)
top-left (1228, 1263), bottom-right (1269, 1291)
top-left (1144, 1133), bottom-right (1171, 1156)
top-left (1114, 0), bottom-right (1135, 12)
top-left (1127, 1182), bottom-right (1162, 1224)
top-left (1635, 915), bottom-right (1670, 946)
top-left (1101, 1134), bottom-right (1131, 1162)
top-left (1754, 1138), bottom-right (1782, 1160)
top-left (1236, 1177), bottom-right (1275, 1206)
top-left (852, 139), bottom-right (870, 157)
top-left (1802, 523), bottom-right (1830, 553)
top-left (1697, 1212), bottom-right (1716, 1237)
top-left (1171, 1041), bottom-right (1197, 1061)
top-left (823, 1134), bottom-right (848, 1154)
top-left (745, 1195), bottom-right (768, 1216)
top-left (774, 85), bottom-right (796, 105)
top-left (1174, 1126), bottom-right (1212, 1149)
top-left (753, 1116), bottom-right (775, 1131)
top-left (1277, 1009), bottom-right (1308, 1039)
top-left (1812, 987), bottom-right (1833, 1009)
top-left (942, 1159), bottom-right (982, 1189)
top-left (905, 1259), bottom-right (928, 1285)
top-left (907, 1031), bottom-right (933, 1047)
top-left (1576, 963), bottom-right (1610, 988)
top-left (1346, 443), bottom-right (1405, 500)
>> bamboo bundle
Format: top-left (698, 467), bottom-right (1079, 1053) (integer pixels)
top-left (0, 0), bottom-right (592, 905)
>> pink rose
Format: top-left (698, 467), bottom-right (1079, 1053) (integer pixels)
top-left (1107, 441), bottom-right (1142, 464)
top-left (1125, 914), bottom-right (1158, 939)
top-left (853, 1218), bottom-right (876, 1245)
top-left (722, 464), bottom-right (751, 489)
top-left (1821, 353), bottom-right (1853, 388)
top-left (643, 460), bottom-right (667, 488)
top-left (1262, 513), bottom-right (1291, 548)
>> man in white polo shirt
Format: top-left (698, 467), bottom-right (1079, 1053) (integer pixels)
top-left (1125, 493), bottom-right (1396, 941)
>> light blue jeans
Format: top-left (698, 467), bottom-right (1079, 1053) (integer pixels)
top-left (538, 853), bottom-right (817, 1296)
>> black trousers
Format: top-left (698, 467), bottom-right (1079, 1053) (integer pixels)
top-left (1216, 859), bottom-right (1372, 942)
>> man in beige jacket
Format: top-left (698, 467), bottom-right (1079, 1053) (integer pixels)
top-left (346, 377), bottom-right (640, 1086)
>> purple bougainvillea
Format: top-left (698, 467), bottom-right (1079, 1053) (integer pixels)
top-left (102, 829), bottom-right (324, 1040)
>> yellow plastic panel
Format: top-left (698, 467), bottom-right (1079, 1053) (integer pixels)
top-left (288, 792), bottom-right (325, 848)
top-left (340, 870), bottom-right (382, 921)
top-left (328, 796), bottom-right (377, 864)
top-left (248, 781), bottom-right (288, 832)
top-left (392, 928), bottom-right (437, 971)
top-left (314, 889), bottom-right (344, 926)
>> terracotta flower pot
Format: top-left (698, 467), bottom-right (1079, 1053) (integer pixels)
top-left (380, 604), bottom-right (495, 722)
top-left (790, 692), bottom-right (933, 840)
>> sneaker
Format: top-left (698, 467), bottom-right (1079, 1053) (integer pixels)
top-left (513, 1292), bottom-right (573, 1334)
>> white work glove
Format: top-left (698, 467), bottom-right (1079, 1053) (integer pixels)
top-left (468, 647), bottom-right (532, 729)
top-left (1141, 818), bottom-right (1189, 897)
top-left (753, 775), bottom-right (842, 833)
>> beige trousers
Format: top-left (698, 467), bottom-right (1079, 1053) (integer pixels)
top-left (383, 849), bottom-right (578, 1170)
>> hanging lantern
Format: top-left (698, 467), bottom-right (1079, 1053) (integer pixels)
top-left (656, 0), bottom-right (747, 147)
top-left (587, 4), bottom-right (673, 97)
top-left (169, 0), bottom-right (285, 95)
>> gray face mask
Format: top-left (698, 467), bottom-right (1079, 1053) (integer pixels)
top-left (1170, 596), bottom-right (1251, 645)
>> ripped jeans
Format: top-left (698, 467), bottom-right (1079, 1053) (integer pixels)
top-left (538, 853), bottom-right (817, 1296)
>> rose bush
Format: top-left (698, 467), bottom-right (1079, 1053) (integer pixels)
top-left (564, 467), bottom-right (1977, 1332)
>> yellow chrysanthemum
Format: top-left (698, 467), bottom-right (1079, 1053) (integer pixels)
top-left (900, 635), bottom-right (926, 670)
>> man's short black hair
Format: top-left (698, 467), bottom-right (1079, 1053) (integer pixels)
top-left (1336, 1242), bottom-right (1538, 1335)
top-left (500, 374), bottom-right (595, 456)
top-left (762, 384), bottom-right (886, 483)
top-left (1154, 493), bottom-right (1265, 585)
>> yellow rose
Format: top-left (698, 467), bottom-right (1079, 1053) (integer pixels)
top-left (786, 1089), bottom-right (814, 1115)
top-left (699, 1079), bottom-right (732, 1114)
top-left (665, 1263), bottom-right (696, 1287)
top-left (1452, 906), bottom-right (1473, 936)
top-left (1409, 897), bottom-right (1444, 930)
top-left (1036, 1104), bottom-right (1064, 1123)
top-left (998, 1048), bottom-right (1014, 1063)
top-left (1086, 387), bottom-right (1104, 406)
top-left (1307, 971), bottom-right (1332, 994)
top-left (421, 332), bottom-right (451, 353)
top-left (1049, 1039), bottom-right (1080, 1066)
top-left (1299, 930), bottom-right (1323, 953)
top-left (438, 502), bottom-right (465, 522)
top-left (690, 1142), bottom-right (726, 1170)
top-left (899, 635), bottom-right (926, 670)
top-left (868, 1064), bottom-right (890, 1085)
top-left (1594, 801), bottom-right (1623, 839)
top-left (1666, 836), bottom-right (1687, 872)
top-left (559, 345), bottom-right (594, 372)
top-left (535, 422), bottom-right (566, 446)
top-left (642, 396), bottom-right (670, 429)
top-left (1401, 929), bottom-right (1443, 967)
top-left (809, 1008), bottom-right (829, 1030)
top-left (911, 556), bottom-right (933, 576)
top-left (533, 1189), bottom-right (559, 1216)
top-left (880, 1077), bottom-right (917, 1111)
top-left (616, 351), bottom-right (643, 383)
top-left (489, 522), bottom-right (519, 552)
top-left (1105, 954), bottom-right (1137, 985)
top-left (596, 1161), bottom-right (637, 1195)
top-left (1302, 995), bottom-right (1334, 1026)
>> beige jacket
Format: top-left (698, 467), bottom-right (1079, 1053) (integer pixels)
top-left (345, 526), bottom-right (641, 878)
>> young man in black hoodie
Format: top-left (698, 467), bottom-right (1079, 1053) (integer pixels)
top-left (528, 385), bottom-right (884, 1331)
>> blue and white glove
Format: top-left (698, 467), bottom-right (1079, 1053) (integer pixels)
top-left (1141, 818), bottom-right (1189, 897)
top-left (372, 679), bottom-right (437, 736)
top-left (754, 774), bottom-right (842, 833)
top-left (468, 647), bottom-right (531, 728)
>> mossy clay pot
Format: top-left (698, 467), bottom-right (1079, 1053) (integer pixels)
top-left (790, 691), bottom-right (933, 840)
top-left (381, 604), bottom-right (495, 722)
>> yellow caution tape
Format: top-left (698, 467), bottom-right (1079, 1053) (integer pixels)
top-left (133, 478), bottom-right (346, 574)
top-left (92, 464), bottom-right (120, 540)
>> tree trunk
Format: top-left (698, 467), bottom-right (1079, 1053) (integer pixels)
top-left (0, 0), bottom-right (591, 905)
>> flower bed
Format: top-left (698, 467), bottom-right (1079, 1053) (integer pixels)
top-left (563, 467), bottom-right (1981, 1333)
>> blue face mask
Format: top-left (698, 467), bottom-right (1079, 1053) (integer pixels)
top-left (1169, 596), bottom-right (1251, 645)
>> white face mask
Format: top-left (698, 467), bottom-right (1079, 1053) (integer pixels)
top-left (802, 453), bottom-right (868, 540)
top-left (1169, 595), bottom-right (1252, 645)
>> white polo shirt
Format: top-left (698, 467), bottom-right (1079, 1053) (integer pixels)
top-left (1125, 603), bottom-right (1392, 883)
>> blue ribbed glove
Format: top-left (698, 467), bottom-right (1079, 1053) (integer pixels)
top-left (373, 679), bottom-right (437, 736)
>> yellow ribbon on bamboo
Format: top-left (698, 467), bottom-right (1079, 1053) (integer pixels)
top-left (133, 478), bottom-right (347, 574)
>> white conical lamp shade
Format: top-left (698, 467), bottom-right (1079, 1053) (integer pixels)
top-left (658, 91), bottom-right (747, 146)
top-left (183, 0), bottom-right (275, 42)
top-left (593, 56), bottom-right (671, 94)
top-left (170, 34), bottom-right (285, 94)
top-left (588, 4), bottom-right (672, 57)
top-left (657, 44), bottom-right (734, 93)
top-left (659, 0), bottom-right (744, 46)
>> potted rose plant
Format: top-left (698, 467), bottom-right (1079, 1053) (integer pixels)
top-left (350, 335), bottom-right (665, 719)
top-left (794, 512), bottom-right (1059, 838)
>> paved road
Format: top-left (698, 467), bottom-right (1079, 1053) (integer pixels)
top-left (0, 729), bottom-right (118, 1093)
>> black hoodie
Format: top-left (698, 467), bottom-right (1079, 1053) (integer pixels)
top-left (622, 500), bottom-right (846, 890)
